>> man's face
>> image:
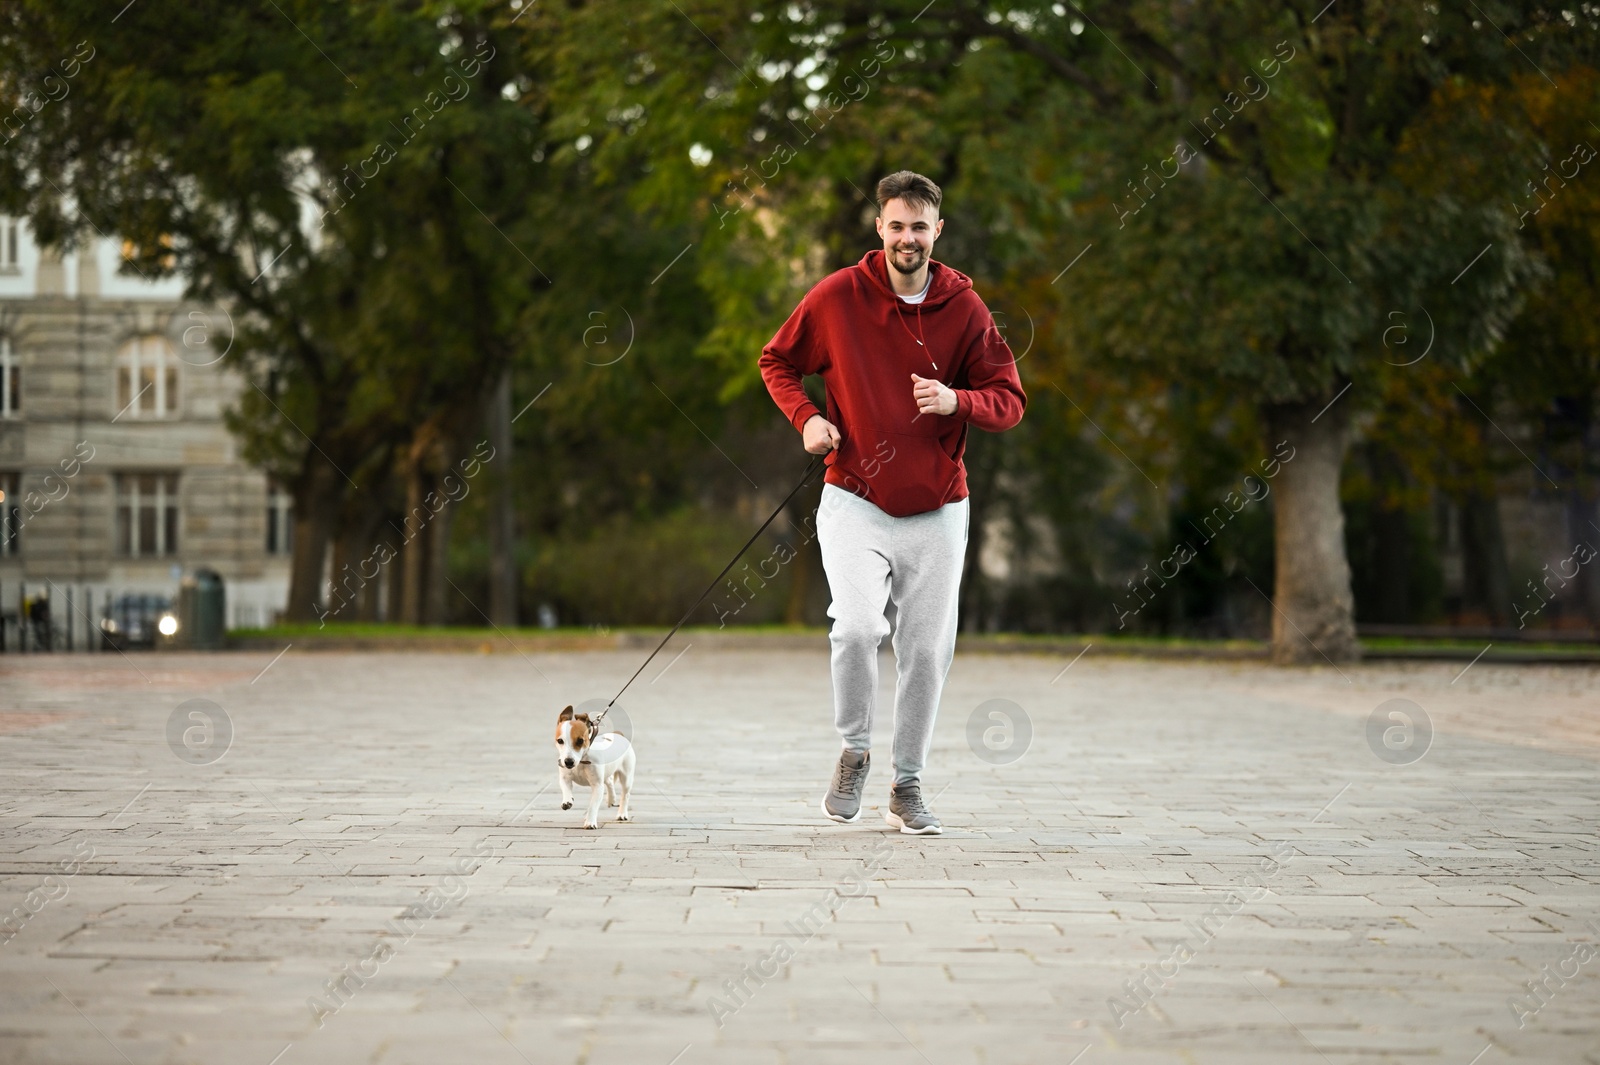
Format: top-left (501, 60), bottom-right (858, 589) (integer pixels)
top-left (875, 198), bottom-right (943, 276)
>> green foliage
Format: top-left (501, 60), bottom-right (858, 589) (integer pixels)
top-left (502, 0), bottom-right (1600, 631)
top-left (4, 0), bottom-right (549, 467)
top-left (524, 506), bottom-right (794, 627)
top-left (6, 0), bottom-right (1598, 634)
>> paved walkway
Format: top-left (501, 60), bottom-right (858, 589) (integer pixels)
top-left (1, 646), bottom-right (1597, 1064)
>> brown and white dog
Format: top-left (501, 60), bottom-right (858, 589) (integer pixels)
top-left (555, 705), bottom-right (635, 829)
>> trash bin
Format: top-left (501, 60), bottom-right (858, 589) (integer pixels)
top-left (178, 568), bottom-right (226, 650)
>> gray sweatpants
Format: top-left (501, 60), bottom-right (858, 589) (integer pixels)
top-left (815, 483), bottom-right (970, 785)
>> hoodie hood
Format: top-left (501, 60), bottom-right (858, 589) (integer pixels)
top-left (857, 250), bottom-right (973, 308)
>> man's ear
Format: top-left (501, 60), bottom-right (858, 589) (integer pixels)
top-left (559, 705), bottom-right (574, 720)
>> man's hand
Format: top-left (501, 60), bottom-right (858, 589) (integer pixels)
top-left (912, 374), bottom-right (958, 416)
top-left (803, 414), bottom-right (842, 454)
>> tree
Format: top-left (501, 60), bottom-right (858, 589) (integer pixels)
top-left (527, 0), bottom-right (1590, 660)
top-left (969, 1), bottom-right (1588, 661)
top-left (0, 0), bottom-right (548, 621)
top-left (1344, 66), bottom-right (1600, 630)
top-left (1494, 68), bottom-right (1600, 627)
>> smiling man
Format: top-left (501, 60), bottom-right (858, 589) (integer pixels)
top-left (759, 170), bottom-right (1027, 834)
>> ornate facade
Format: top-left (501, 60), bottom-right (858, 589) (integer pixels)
top-left (0, 216), bottom-right (288, 634)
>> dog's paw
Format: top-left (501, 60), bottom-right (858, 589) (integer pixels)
top-left (617, 813), bottom-right (631, 822)
top-left (582, 821), bottom-right (599, 830)
top-left (560, 801), bottom-right (573, 810)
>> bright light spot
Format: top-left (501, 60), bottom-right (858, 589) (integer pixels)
top-left (158, 615), bottom-right (179, 637)
top-left (1070, 19), bottom-right (1085, 34)
top-left (688, 143), bottom-right (713, 167)
top-left (574, 134), bottom-right (592, 152)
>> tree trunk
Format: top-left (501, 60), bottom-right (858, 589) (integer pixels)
top-left (1265, 399), bottom-right (1360, 664)
top-left (784, 478), bottom-right (825, 625)
top-left (354, 551), bottom-right (382, 621)
top-left (1459, 490), bottom-right (1512, 626)
top-left (487, 370), bottom-right (518, 626)
top-left (1565, 485), bottom-right (1600, 628)
top-left (399, 448), bottom-right (430, 625)
top-left (284, 461), bottom-right (343, 623)
top-left (383, 520), bottom-right (404, 622)
top-left (958, 430), bottom-right (999, 633)
top-left (328, 529), bottom-right (352, 625)
top-left (334, 507), bottom-right (385, 623)
top-left (399, 425), bottom-right (465, 626)
top-left (424, 484), bottom-right (456, 625)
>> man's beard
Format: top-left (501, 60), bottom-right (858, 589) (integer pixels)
top-left (889, 245), bottom-right (927, 275)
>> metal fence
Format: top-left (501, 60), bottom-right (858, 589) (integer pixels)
top-left (0, 581), bottom-right (170, 653)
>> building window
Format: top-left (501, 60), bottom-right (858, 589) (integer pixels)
top-left (266, 479), bottom-right (293, 555)
top-left (0, 336), bottom-right (17, 417)
top-left (114, 336), bottom-right (180, 419)
top-left (115, 472), bottom-right (179, 557)
top-left (0, 472), bottom-right (19, 556)
top-left (0, 217), bottom-right (18, 272)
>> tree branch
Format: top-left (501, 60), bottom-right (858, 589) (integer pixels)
top-left (945, 8), bottom-right (1121, 110)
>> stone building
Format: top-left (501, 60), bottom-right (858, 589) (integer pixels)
top-left (0, 215), bottom-right (289, 640)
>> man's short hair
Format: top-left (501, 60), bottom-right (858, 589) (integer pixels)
top-left (876, 171), bottom-right (942, 216)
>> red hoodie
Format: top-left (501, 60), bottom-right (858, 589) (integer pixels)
top-left (759, 250), bottom-right (1026, 517)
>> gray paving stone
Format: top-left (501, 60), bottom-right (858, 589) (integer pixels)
top-left (1, 649), bottom-right (1598, 1063)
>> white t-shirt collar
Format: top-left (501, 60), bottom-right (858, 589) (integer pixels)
top-left (898, 272), bottom-right (933, 305)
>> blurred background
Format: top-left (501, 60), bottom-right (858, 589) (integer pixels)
top-left (0, 0), bottom-right (1594, 659)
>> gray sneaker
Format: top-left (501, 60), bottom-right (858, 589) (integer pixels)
top-left (821, 749), bottom-right (870, 823)
top-left (886, 783), bottom-right (942, 835)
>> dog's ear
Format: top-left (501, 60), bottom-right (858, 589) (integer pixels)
top-left (559, 705), bottom-right (574, 721)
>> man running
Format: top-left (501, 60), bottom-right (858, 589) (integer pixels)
top-left (759, 170), bottom-right (1027, 834)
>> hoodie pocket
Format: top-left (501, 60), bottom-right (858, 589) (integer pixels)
top-left (833, 426), bottom-right (964, 517)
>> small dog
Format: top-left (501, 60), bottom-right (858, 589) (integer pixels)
top-left (555, 705), bottom-right (635, 829)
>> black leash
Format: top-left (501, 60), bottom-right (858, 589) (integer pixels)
top-left (593, 451), bottom-right (828, 729)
